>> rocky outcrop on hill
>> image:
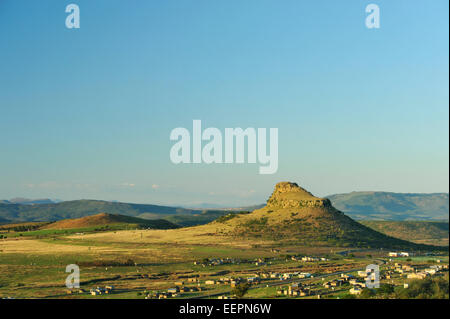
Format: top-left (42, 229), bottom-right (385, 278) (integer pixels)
top-left (266, 182), bottom-right (332, 208)
top-left (222, 182), bottom-right (443, 250)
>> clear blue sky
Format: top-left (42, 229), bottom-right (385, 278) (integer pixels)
top-left (0, 0), bottom-right (448, 206)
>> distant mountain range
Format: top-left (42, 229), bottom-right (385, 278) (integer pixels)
top-left (0, 191), bottom-right (448, 225)
top-left (0, 198), bottom-right (58, 205)
top-left (327, 192), bottom-right (449, 221)
top-left (0, 199), bottom-right (221, 224)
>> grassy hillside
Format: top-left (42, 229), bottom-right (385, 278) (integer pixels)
top-left (0, 213), bottom-right (178, 239)
top-left (360, 221), bottom-right (449, 246)
top-left (327, 192), bottom-right (449, 221)
top-left (0, 221), bottom-right (49, 231)
top-left (0, 200), bottom-right (221, 223)
top-left (164, 210), bottom-right (252, 227)
top-left (41, 213), bottom-right (178, 230)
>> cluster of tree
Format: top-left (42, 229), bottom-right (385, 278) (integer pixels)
top-left (2, 224), bottom-right (45, 232)
top-left (77, 259), bottom-right (136, 267)
top-left (351, 275), bottom-right (449, 299)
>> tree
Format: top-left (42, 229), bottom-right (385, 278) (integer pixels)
top-left (232, 283), bottom-right (250, 299)
top-left (377, 284), bottom-right (395, 296)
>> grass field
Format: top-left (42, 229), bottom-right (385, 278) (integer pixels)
top-left (0, 224), bottom-right (448, 299)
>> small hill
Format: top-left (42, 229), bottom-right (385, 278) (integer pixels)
top-left (359, 221), bottom-right (449, 246)
top-left (327, 192), bottom-right (449, 221)
top-left (205, 182), bottom-right (444, 250)
top-left (41, 213), bottom-right (178, 230)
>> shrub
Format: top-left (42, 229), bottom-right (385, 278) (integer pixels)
top-left (232, 283), bottom-right (250, 299)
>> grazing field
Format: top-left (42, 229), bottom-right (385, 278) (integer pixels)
top-left (0, 225), bottom-right (448, 299)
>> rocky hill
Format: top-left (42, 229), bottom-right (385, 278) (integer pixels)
top-left (210, 182), bottom-right (444, 250)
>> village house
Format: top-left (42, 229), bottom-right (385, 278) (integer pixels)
top-left (389, 252), bottom-right (411, 257)
top-left (230, 278), bottom-right (244, 287)
top-left (407, 272), bottom-right (428, 280)
top-left (179, 287), bottom-right (189, 293)
top-left (357, 270), bottom-right (368, 277)
top-left (187, 277), bottom-right (199, 283)
top-left (247, 276), bottom-right (261, 284)
top-left (349, 287), bottom-right (362, 295)
top-left (89, 285), bottom-right (114, 296)
top-left (402, 265), bottom-right (415, 272)
top-left (277, 284), bottom-right (311, 297)
top-left (330, 279), bottom-right (344, 287)
top-left (167, 287), bottom-right (179, 294)
top-left (349, 279), bottom-right (366, 288)
top-left (301, 256), bottom-right (320, 262)
top-left (341, 274), bottom-right (355, 281)
top-left (424, 268), bottom-right (437, 275)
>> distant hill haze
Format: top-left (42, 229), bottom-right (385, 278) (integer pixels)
top-left (0, 198), bottom-right (56, 205)
top-left (0, 199), bottom-right (220, 224)
top-left (1, 189), bottom-right (448, 225)
top-left (327, 192), bottom-right (449, 221)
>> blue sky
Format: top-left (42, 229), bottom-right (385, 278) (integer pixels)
top-left (0, 0), bottom-right (448, 206)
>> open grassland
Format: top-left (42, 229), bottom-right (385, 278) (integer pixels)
top-left (0, 225), bottom-right (448, 299)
